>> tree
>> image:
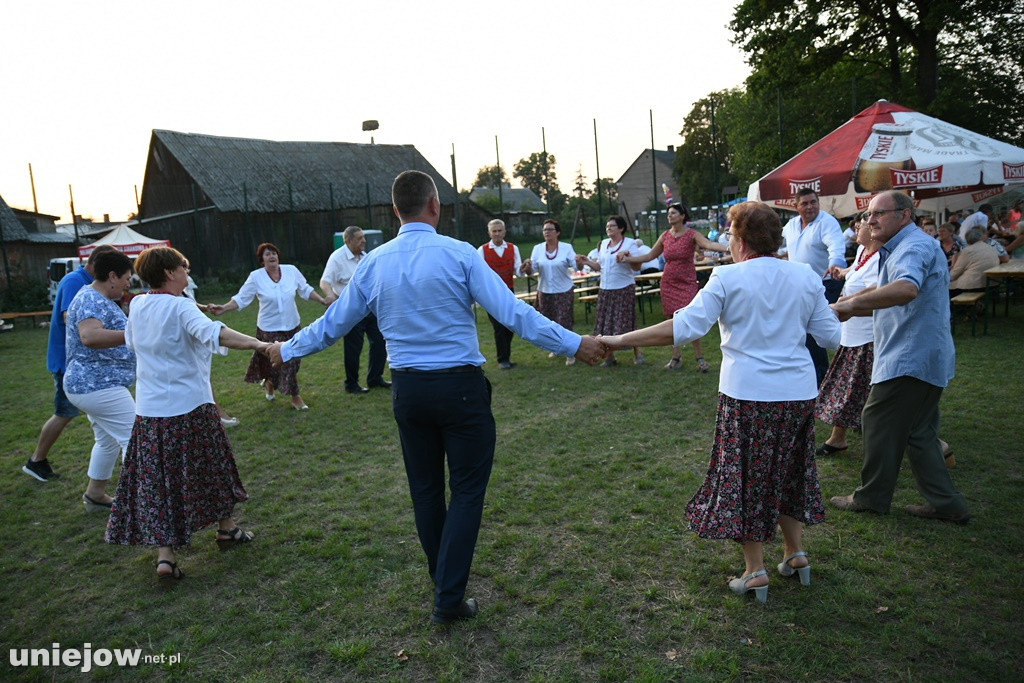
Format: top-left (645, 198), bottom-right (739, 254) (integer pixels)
top-left (471, 165), bottom-right (508, 189)
top-left (513, 152), bottom-right (559, 203)
top-left (592, 178), bottom-right (618, 214)
top-left (729, 0), bottom-right (1024, 145)
top-left (673, 92), bottom-right (741, 207)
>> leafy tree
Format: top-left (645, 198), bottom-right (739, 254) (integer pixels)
top-left (472, 193), bottom-right (512, 213)
top-left (673, 93), bottom-right (741, 207)
top-left (592, 178), bottom-right (618, 214)
top-left (730, 0), bottom-right (1024, 145)
top-left (471, 165), bottom-right (509, 189)
top-left (513, 152), bottom-right (559, 203)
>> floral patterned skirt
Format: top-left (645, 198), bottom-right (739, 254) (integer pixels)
top-left (593, 285), bottom-right (636, 336)
top-left (536, 289), bottom-right (575, 330)
top-left (244, 326), bottom-right (300, 396)
top-left (685, 394), bottom-right (825, 542)
top-left (815, 342), bottom-right (874, 429)
top-left (106, 403), bottom-right (248, 549)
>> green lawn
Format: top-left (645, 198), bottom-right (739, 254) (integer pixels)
top-left (1, 287), bottom-right (1021, 682)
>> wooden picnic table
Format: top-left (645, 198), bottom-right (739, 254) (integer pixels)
top-left (0, 310), bottom-right (52, 330)
top-left (984, 260), bottom-right (1024, 317)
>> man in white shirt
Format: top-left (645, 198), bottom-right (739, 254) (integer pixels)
top-left (959, 204), bottom-right (992, 234)
top-left (778, 188), bottom-right (846, 385)
top-left (320, 226), bottom-right (389, 394)
top-left (477, 219), bottom-right (522, 369)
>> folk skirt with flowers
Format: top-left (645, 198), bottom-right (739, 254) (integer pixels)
top-left (685, 394), bottom-right (825, 542)
top-left (536, 289), bottom-right (575, 330)
top-left (244, 326), bottom-right (300, 396)
top-left (593, 285), bottom-right (636, 336)
top-left (106, 403), bottom-right (248, 549)
top-left (815, 342), bottom-right (874, 430)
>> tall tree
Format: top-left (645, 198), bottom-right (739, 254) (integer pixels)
top-left (513, 152), bottom-right (559, 203)
top-left (730, 0), bottom-right (1024, 145)
top-left (471, 165), bottom-right (509, 189)
top-left (673, 93), bottom-right (741, 207)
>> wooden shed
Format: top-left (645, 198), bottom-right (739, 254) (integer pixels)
top-left (138, 130), bottom-right (487, 277)
top-left (0, 194), bottom-right (76, 293)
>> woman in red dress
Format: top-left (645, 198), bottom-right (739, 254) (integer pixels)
top-left (621, 204), bottom-right (728, 371)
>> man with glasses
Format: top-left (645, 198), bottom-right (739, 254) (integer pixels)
top-left (829, 190), bottom-right (969, 524)
top-left (778, 188), bottom-right (847, 385)
top-left (477, 219), bottom-right (523, 370)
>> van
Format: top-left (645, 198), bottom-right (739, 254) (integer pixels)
top-left (47, 257), bottom-right (85, 305)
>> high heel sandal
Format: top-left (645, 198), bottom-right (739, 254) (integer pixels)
top-left (696, 357), bottom-right (710, 373)
top-left (777, 551), bottom-right (811, 586)
top-left (728, 569), bottom-right (768, 603)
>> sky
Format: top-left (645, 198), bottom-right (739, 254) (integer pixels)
top-left (0, 0), bottom-right (750, 224)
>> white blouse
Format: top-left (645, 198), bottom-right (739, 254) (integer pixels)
top-left (529, 242), bottom-right (576, 294)
top-left (126, 294), bottom-right (227, 418)
top-left (232, 264), bottom-right (314, 331)
top-left (596, 238), bottom-right (639, 290)
top-left (672, 257), bottom-right (841, 402)
top-left (840, 246), bottom-right (879, 348)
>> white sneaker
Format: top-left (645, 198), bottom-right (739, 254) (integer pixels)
top-left (548, 352), bottom-right (557, 359)
top-left (634, 353), bottom-right (645, 366)
top-left (221, 416), bottom-right (240, 427)
top-left (565, 356), bottom-right (576, 366)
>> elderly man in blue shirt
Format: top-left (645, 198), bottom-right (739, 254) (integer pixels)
top-left (269, 170), bottom-right (606, 624)
top-left (829, 190), bottom-right (969, 524)
top-left (779, 188), bottom-right (847, 385)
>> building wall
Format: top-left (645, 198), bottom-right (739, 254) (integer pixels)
top-left (0, 242), bottom-right (77, 295)
top-left (616, 152), bottom-right (681, 232)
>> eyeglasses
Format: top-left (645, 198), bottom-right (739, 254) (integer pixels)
top-left (180, 261), bottom-right (190, 271)
top-left (542, 228), bottom-right (557, 232)
top-left (722, 231), bottom-right (733, 239)
top-left (863, 208), bottom-right (905, 220)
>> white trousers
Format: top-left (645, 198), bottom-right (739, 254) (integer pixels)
top-left (66, 386), bottom-right (135, 481)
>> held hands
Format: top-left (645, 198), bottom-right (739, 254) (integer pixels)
top-left (574, 254), bottom-right (587, 269)
top-left (574, 335), bottom-right (610, 365)
top-left (830, 301), bottom-right (853, 322)
top-left (263, 341), bottom-right (285, 367)
top-left (207, 304), bottom-right (225, 316)
top-left (615, 251), bottom-right (630, 263)
top-left (825, 265), bottom-right (845, 280)
top-left (521, 258), bottom-right (533, 274)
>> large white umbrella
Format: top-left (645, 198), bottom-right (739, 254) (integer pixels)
top-left (748, 100), bottom-right (1024, 218)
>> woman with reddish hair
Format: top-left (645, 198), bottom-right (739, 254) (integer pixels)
top-left (210, 242), bottom-right (327, 410)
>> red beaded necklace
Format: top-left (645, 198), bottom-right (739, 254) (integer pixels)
top-left (147, 290), bottom-right (174, 295)
top-left (606, 238), bottom-right (625, 255)
top-left (545, 242), bottom-right (560, 260)
top-left (855, 249), bottom-right (877, 271)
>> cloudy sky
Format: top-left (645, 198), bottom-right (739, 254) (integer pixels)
top-left (0, 0), bottom-right (750, 223)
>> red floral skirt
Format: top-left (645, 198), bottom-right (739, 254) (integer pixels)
top-left (593, 285), bottom-right (636, 336)
top-left (244, 326), bottom-right (300, 396)
top-left (685, 394), bottom-right (825, 542)
top-left (815, 342), bottom-right (874, 429)
top-left (536, 289), bottom-right (575, 330)
top-left (106, 403), bottom-right (248, 548)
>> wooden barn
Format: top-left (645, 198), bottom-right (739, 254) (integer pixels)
top-left (138, 130), bottom-right (489, 277)
top-left (0, 194), bottom-right (75, 294)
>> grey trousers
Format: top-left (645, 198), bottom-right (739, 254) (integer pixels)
top-left (853, 376), bottom-right (968, 515)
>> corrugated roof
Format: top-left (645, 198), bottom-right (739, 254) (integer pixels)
top-left (152, 130), bottom-right (457, 213)
top-left (25, 232), bottom-right (75, 244)
top-left (0, 194), bottom-right (30, 242)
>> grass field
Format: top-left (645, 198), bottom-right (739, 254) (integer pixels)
top-left (1, 279), bottom-right (1022, 682)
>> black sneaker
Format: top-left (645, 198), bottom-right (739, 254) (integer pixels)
top-left (22, 458), bottom-right (59, 481)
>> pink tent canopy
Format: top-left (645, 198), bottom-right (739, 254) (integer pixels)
top-left (77, 224), bottom-right (170, 258)
top-left (748, 100), bottom-right (1024, 217)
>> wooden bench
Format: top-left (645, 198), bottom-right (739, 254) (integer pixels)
top-left (0, 310), bottom-right (52, 329)
top-left (514, 291), bottom-right (537, 304)
top-left (950, 291), bottom-right (986, 336)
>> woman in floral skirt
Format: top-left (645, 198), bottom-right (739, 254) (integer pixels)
top-left (600, 202), bottom-right (840, 603)
top-left (106, 247), bottom-right (271, 580)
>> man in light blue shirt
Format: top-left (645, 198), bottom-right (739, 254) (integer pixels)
top-left (270, 170), bottom-right (605, 624)
top-left (779, 189), bottom-right (847, 384)
top-left (829, 190), bottom-right (968, 524)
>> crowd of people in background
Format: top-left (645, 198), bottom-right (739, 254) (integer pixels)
top-left (23, 169), bottom-right (1019, 609)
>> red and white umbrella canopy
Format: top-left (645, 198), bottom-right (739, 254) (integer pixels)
top-left (748, 100), bottom-right (1024, 217)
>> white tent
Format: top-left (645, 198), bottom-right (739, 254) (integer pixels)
top-left (77, 223), bottom-right (170, 258)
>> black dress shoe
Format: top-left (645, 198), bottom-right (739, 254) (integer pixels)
top-left (430, 598), bottom-right (478, 625)
top-left (498, 361), bottom-right (516, 370)
top-left (368, 379), bottom-right (392, 389)
top-left (345, 384), bottom-right (369, 395)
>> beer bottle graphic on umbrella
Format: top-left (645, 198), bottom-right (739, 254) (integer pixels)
top-left (853, 123), bottom-right (916, 192)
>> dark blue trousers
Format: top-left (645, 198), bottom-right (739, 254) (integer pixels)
top-left (807, 278), bottom-right (845, 386)
top-left (391, 368), bottom-right (495, 610)
top-left (343, 313), bottom-right (387, 388)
